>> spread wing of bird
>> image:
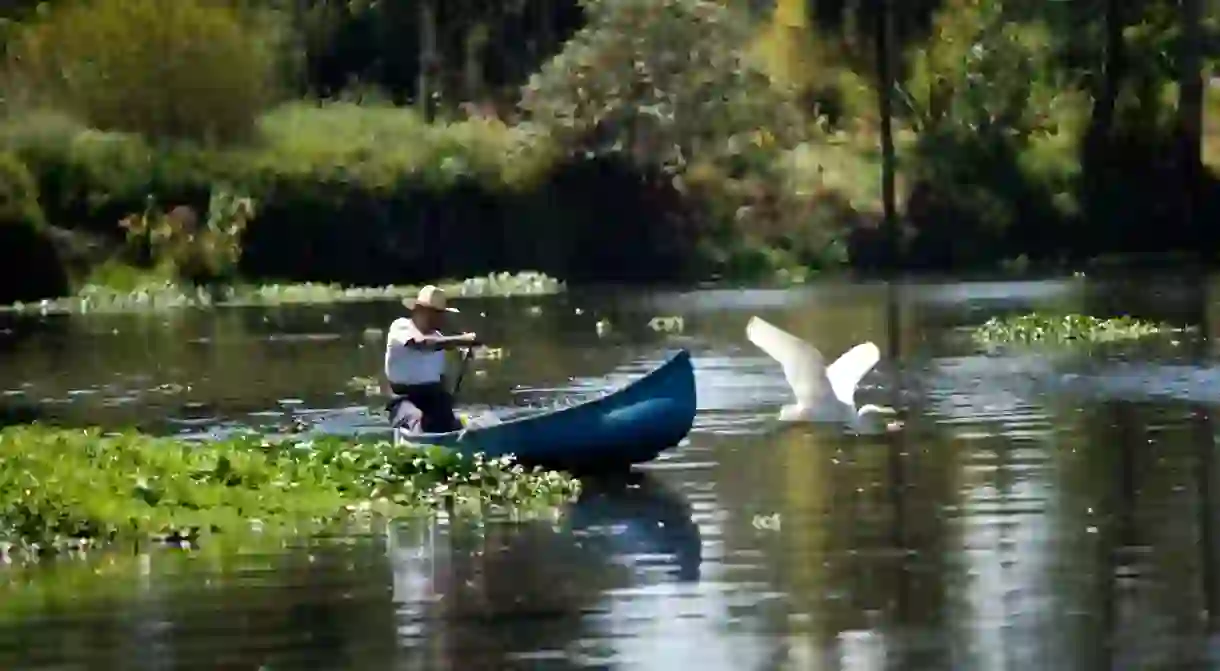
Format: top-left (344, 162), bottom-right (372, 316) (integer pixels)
top-left (825, 342), bottom-right (880, 407)
top-left (746, 316), bottom-right (826, 406)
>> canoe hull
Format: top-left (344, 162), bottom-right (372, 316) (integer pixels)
top-left (393, 349), bottom-right (696, 469)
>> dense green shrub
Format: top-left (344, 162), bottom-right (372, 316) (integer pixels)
top-left (9, 0), bottom-right (279, 143)
top-left (0, 105), bottom-right (702, 285)
top-left (518, 0), bottom-right (858, 278)
top-left (0, 150), bottom-right (68, 303)
top-left (898, 0), bottom-right (1086, 267)
top-left (521, 0), bottom-right (807, 172)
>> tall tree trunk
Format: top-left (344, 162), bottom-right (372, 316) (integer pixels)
top-left (418, 0), bottom-right (438, 122)
top-left (1078, 0), bottom-right (1128, 261)
top-left (1178, 0), bottom-right (1204, 254)
top-left (463, 23), bottom-right (489, 104)
top-left (1093, 0), bottom-right (1126, 142)
top-left (537, 0), bottom-right (554, 57)
top-left (873, 0), bottom-right (898, 270)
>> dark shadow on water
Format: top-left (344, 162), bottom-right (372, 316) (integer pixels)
top-left (0, 401), bottom-right (44, 427)
top-left (565, 471), bottom-right (702, 582)
top-left (439, 471), bottom-right (701, 620)
top-left (0, 312), bottom-right (71, 357)
top-left (412, 471), bottom-right (700, 669)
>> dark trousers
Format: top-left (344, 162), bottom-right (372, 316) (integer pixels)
top-left (386, 382), bottom-right (461, 434)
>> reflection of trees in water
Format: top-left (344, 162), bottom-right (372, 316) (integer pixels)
top-left (713, 286), bottom-right (954, 668)
top-left (0, 542), bottom-right (402, 670)
top-left (1039, 275), bottom-right (1220, 668)
top-left (154, 543), bottom-right (401, 670)
top-left (1021, 401), bottom-right (1110, 668)
top-left (919, 276), bottom-right (1220, 668)
top-left (1078, 274), bottom-right (1204, 327)
top-left (712, 418), bottom-right (954, 666)
top-left (1067, 397), bottom-right (1220, 667)
top-left (0, 312), bottom-right (74, 358)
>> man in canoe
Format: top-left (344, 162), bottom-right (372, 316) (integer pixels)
top-left (384, 285), bottom-right (480, 434)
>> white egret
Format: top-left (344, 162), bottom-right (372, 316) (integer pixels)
top-left (746, 316), bottom-right (901, 433)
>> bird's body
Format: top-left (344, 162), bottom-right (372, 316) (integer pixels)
top-left (746, 316), bottom-right (900, 434)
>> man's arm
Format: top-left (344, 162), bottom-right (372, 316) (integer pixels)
top-left (388, 320), bottom-right (479, 351)
top-left (413, 333), bottom-right (480, 350)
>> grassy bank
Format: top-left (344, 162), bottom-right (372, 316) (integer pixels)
top-left (0, 425), bottom-right (581, 563)
top-left (1, 269), bottom-right (563, 315)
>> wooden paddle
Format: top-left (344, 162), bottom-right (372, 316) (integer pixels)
top-left (451, 346), bottom-right (474, 396)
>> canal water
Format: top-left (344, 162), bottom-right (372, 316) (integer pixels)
top-left (3, 276), bottom-right (1220, 669)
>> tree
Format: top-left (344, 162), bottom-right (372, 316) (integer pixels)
top-left (11, 0), bottom-right (279, 143)
top-left (520, 0), bottom-right (805, 172)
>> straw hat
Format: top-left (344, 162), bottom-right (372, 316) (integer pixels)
top-left (402, 285), bottom-right (459, 313)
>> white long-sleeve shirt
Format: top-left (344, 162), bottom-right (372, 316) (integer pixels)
top-left (384, 318), bottom-right (446, 386)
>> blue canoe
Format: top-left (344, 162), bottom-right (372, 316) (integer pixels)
top-left (393, 349), bottom-right (696, 469)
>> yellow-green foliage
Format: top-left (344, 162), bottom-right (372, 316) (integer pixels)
top-left (1205, 84), bottom-right (1220, 168)
top-left (249, 103), bottom-right (558, 190)
top-left (750, 0), bottom-right (877, 129)
top-left (780, 136), bottom-right (887, 212)
top-left (751, 0), bottom-right (815, 90)
top-left (0, 149), bottom-right (45, 231)
top-left (10, 0), bottom-right (279, 143)
top-left (904, 0), bottom-right (1067, 137)
top-left (904, 0), bottom-right (1089, 196)
top-left (0, 103), bottom-right (561, 203)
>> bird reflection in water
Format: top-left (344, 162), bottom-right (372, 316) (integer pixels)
top-left (387, 471), bottom-right (702, 668)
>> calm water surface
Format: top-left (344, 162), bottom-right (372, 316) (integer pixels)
top-left (3, 277), bottom-right (1220, 669)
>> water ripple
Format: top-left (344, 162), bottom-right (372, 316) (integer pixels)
top-left (4, 281), bottom-right (1220, 669)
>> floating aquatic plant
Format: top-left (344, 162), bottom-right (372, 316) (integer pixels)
top-left (345, 376), bottom-right (383, 397)
top-left (972, 312), bottom-right (1185, 348)
top-left (472, 346), bottom-right (505, 360)
top-left (752, 513), bottom-right (781, 531)
top-left (0, 425), bottom-right (580, 562)
top-left (1, 271), bottom-right (564, 315)
top-left (648, 315), bottom-right (684, 333)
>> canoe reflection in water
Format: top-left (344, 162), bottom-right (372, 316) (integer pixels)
top-left (386, 471), bottom-right (702, 666)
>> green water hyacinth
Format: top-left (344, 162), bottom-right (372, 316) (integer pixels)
top-left (0, 271), bottom-right (563, 315)
top-left (0, 426), bottom-right (580, 562)
top-left (972, 312), bottom-right (1180, 347)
